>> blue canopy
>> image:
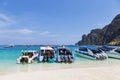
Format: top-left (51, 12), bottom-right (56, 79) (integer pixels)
top-left (79, 46), bottom-right (99, 50)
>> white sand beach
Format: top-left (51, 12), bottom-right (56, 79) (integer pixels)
top-left (0, 61), bottom-right (120, 80)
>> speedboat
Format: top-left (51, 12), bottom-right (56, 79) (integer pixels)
top-left (75, 46), bottom-right (108, 60)
top-left (38, 46), bottom-right (56, 63)
top-left (55, 46), bottom-right (75, 63)
top-left (17, 50), bottom-right (38, 64)
top-left (4, 44), bottom-right (15, 48)
top-left (99, 46), bottom-right (120, 59)
top-left (98, 45), bottom-right (115, 52)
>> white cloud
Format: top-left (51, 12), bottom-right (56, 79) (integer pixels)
top-left (39, 31), bottom-right (61, 37)
top-left (96, 22), bottom-right (108, 27)
top-left (39, 31), bottom-right (50, 36)
top-left (0, 30), bottom-right (12, 33)
top-left (47, 34), bottom-right (61, 37)
top-left (0, 28), bottom-right (33, 34)
top-left (0, 13), bottom-right (15, 27)
top-left (97, 23), bottom-right (103, 26)
top-left (18, 29), bottom-right (33, 34)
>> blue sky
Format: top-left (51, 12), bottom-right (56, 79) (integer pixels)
top-left (0, 0), bottom-right (120, 45)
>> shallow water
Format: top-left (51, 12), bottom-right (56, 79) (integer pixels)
top-left (0, 45), bottom-right (119, 73)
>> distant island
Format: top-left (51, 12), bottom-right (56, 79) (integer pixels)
top-left (76, 14), bottom-right (120, 46)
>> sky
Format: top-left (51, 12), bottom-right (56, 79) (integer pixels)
top-left (0, 0), bottom-right (120, 45)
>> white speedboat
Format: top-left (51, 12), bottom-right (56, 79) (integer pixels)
top-left (75, 46), bottom-right (108, 60)
top-left (17, 50), bottom-right (38, 64)
top-left (38, 46), bottom-right (56, 63)
top-left (99, 46), bottom-right (120, 59)
top-left (4, 44), bottom-right (15, 48)
top-left (56, 46), bottom-right (75, 63)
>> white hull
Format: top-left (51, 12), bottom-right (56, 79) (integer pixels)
top-left (75, 51), bottom-right (95, 60)
top-left (107, 53), bottom-right (120, 59)
top-left (75, 50), bottom-right (108, 60)
top-left (17, 54), bottom-right (38, 64)
top-left (57, 53), bottom-right (75, 62)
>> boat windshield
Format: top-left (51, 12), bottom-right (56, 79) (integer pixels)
top-left (100, 46), bottom-right (115, 51)
top-left (41, 50), bottom-right (54, 57)
top-left (59, 49), bottom-right (66, 55)
top-left (90, 49), bottom-right (102, 54)
top-left (23, 52), bottom-right (34, 58)
top-left (59, 48), bottom-right (72, 55)
top-left (115, 48), bottom-right (120, 53)
top-left (79, 47), bottom-right (88, 52)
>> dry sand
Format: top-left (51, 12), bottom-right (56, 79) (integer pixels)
top-left (0, 61), bottom-right (120, 80)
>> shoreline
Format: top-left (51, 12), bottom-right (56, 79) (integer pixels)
top-left (0, 60), bottom-right (120, 80)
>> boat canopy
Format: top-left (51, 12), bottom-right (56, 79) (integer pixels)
top-left (40, 46), bottom-right (54, 50)
top-left (104, 46), bottom-right (117, 49)
top-left (22, 50), bottom-right (38, 53)
top-left (79, 46), bottom-right (99, 51)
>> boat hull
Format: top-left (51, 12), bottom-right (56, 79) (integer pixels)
top-left (107, 53), bottom-right (120, 59)
top-left (75, 51), bottom-right (96, 60)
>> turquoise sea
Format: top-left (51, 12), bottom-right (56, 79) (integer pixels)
top-left (0, 45), bottom-right (119, 73)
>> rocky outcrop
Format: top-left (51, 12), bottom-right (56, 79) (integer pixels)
top-left (76, 14), bottom-right (120, 45)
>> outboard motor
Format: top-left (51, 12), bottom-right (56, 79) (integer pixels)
top-left (20, 57), bottom-right (29, 63)
top-left (95, 54), bottom-right (100, 60)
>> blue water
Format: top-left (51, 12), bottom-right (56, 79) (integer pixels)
top-left (0, 45), bottom-right (119, 73)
